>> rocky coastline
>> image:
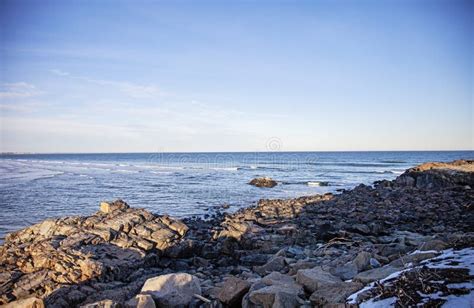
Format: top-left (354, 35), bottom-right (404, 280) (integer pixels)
top-left (0, 160), bottom-right (473, 307)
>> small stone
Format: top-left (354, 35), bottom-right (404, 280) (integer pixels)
top-left (353, 251), bottom-right (372, 272)
top-left (369, 258), bottom-right (381, 268)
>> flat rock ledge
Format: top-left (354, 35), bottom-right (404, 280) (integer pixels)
top-left (0, 160), bottom-right (473, 307)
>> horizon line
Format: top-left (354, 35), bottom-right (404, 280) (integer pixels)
top-left (1, 149), bottom-right (473, 155)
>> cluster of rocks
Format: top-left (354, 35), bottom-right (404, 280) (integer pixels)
top-left (0, 160), bottom-right (473, 307)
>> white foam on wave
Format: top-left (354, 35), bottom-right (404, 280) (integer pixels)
top-left (211, 167), bottom-right (238, 171)
top-left (307, 181), bottom-right (329, 187)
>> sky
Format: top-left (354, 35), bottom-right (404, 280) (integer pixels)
top-left (0, 0), bottom-right (472, 153)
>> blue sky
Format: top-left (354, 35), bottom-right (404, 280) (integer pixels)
top-left (0, 0), bottom-right (472, 152)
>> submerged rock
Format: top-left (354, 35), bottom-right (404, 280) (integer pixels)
top-left (249, 177), bottom-right (278, 188)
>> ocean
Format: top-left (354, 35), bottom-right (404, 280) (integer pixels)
top-left (0, 151), bottom-right (472, 239)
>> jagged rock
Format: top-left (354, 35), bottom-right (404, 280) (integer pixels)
top-left (249, 177), bottom-right (278, 188)
top-left (296, 267), bottom-right (341, 293)
top-left (141, 273), bottom-right (201, 307)
top-left (309, 282), bottom-right (363, 306)
top-left (0, 200), bottom-right (189, 306)
top-left (397, 160), bottom-right (474, 189)
top-left (243, 272), bottom-right (303, 308)
top-left (100, 200), bottom-right (130, 214)
top-left (216, 276), bottom-right (250, 306)
top-left (214, 221), bottom-right (264, 241)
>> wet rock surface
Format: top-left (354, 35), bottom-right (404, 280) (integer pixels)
top-left (0, 160), bottom-right (473, 307)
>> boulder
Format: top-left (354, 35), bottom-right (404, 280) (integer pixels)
top-left (249, 177), bottom-right (278, 188)
top-left (216, 277), bottom-right (250, 306)
top-left (329, 263), bottom-right (358, 280)
top-left (296, 267), bottom-right (341, 293)
top-left (254, 256), bottom-right (286, 276)
top-left (309, 282), bottom-right (363, 306)
top-left (243, 272), bottom-right (303, 308)
top-left (141, 273), bottom-right (201, 307)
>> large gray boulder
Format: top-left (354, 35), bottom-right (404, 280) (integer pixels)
top-left (296, 267), bottom-right (341, 293)
top-left (243, 272), bottom-right (303, 308)
top-left (141, 273), bottom-right (201, 307)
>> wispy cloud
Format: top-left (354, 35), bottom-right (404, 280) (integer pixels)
top-left (49, 69), bottom-right (162, 99)
top-left (0, 82), bottom-right (43, 99)
top-left (49, 69), bottom-right (70, 76)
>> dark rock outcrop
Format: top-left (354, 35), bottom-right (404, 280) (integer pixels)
top-left (248, 177), bottom-right (278, 188)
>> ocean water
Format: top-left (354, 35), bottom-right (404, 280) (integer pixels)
top-left (0, 151), bottom-right (472, 239)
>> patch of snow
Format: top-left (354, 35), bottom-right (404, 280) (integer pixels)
top-left (410, 249), bottom-right (440, 255)
top-left (347, 247), bottom-right (474, 306)
top-left (347, 284), bottom-right (376, 304)
top-left (360, 297), bottom-right (396, 308)
top-left (441, 293), bottom-right (474, 308)
top-left (446, 282), bottom-right (473, 289)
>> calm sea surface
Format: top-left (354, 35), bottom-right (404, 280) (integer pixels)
top-left (0, 151), bottom-right (472, 239)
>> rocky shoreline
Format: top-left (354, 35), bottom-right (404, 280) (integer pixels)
top-left (0, 160), bottom-right (473, 307)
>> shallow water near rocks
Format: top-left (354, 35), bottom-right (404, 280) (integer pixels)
top-left (0, 151), bottom-right (472, 239)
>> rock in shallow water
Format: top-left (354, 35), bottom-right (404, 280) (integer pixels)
top-left (248, 177), bottom-right (278, 188)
